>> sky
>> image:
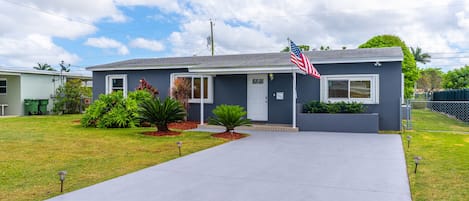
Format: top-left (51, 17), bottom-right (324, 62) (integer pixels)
top-left (1, 0), bottom-right (469, 73)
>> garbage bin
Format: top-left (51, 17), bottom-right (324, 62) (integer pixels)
top-left (38, 99), bottom-right (49, 115)
top-left (24, 99), bottom-right (39, 115)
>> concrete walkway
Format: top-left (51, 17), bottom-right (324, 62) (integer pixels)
top-left (47, 130), bottom-right (411, 201)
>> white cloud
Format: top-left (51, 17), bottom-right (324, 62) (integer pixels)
top-left (85, 37), bottom-right (129, 55)
top-left (115, 0), bottom-right (181, 12)
top-left (129, 38), bottom-right (165, 51)
top-left (0, 0), bottom-right (125, 68)
top-left (0, 34), bottom-right (79, 67)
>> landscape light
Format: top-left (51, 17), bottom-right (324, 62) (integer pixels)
top-left (176, 141), bottom-right (182, 156)
top-left (58, 171), bottom-right (67, 193)
top-left (407, 135), bottom-right (412, 149)
top-left (414, 156), bottom-right (422, 174)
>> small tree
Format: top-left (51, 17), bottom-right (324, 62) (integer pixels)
top-left (171, 77), bottom-right (191, 117)
top-left (208, 105), bottom-right (251, 132)
top-left (138, 97), bottom-right (186, 132)
top-left (53, 79), bottom-right (91, 114)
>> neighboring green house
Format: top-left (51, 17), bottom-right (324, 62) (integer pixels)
top-left (0, 66), bottom-right (91, 116)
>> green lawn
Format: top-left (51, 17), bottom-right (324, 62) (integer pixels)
top-left (404, 109), bottom-right (469, 201)
top-left (0, 115), bottom-right (226, 201)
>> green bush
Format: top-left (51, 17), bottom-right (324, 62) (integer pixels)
top-left (303, 101), bottom-right (366, 113)
top-left (208, 105), bottom-right (251, 132)
top-left (303, 101), bottom-right (328, 113)
top-left (138, 97), bottom-right (186, 132)
top-left (81, 90), bottom-right (151, 128)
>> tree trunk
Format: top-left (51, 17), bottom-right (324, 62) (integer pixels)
top-left (156, 124), bottom-right (169, 132)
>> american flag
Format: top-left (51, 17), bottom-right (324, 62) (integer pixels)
top-left (290, 40), bottom-right (320, 79)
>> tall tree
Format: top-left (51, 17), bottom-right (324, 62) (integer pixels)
top-left (417, 68), bottom-right (443, 92)
top-left (59, 61), bottom-right (71, 72)
top-left (359, 35), bottom-right (419, 99)
top-left (442, 65), bottom-right (469, 89)
top-left (319, 45), bottom-right (330, 51)
top-left (33, 63), bottom-right (55, 71)
top-left (410, 47), bottom-right (431, 64)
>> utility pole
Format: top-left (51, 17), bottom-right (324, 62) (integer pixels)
top-left (210, 19), bottom-right (214, 56)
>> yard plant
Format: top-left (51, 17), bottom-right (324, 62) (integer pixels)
top-left (81, 90), bottom-right (152, 128)
top-left (303, 101), bottom-right (365, 113)
top-left (0, 115), bottom-right (225, 201)
top-left (138, 97), bottom-right (186, 131)
top-left (208, 104), bottom-right (251, 132)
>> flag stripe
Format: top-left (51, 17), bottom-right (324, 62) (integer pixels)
top-left (289, 40), bottom-right (320, 79)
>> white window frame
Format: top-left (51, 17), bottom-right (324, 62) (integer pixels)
top-left (170, 73), bottom-right (214, 104)
top-left (105, 74), bottom-right (128, 97)
top-left (0, 78), bottom-right (6, 95)
top-left (320, 74), bottom-right (379, 104)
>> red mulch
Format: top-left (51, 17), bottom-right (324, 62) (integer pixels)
top-left (142, 130), bottom-right (181, 136)
top-left (212, 132), bottom-right (247, 140)
top-left (72, 119), bottom-right (81, 123)
top-left (168, 121), bottom-right (199, 130)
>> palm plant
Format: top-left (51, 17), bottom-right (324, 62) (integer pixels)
top-left (34, 63), bottom-right (55, 71)
top-left (138, 97), bottom-right (186, 132)
top-left (410, 47), bottom-right (431, 64)
top-left (208, 105), bottom-right (251, 132)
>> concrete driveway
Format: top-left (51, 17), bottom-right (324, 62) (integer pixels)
top-left (47, 130), bottom-right (411, 201)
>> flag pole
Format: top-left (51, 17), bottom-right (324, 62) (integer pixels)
top-left (288, 38), bottom-right (297, 128)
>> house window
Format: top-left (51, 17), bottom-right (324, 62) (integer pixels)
top-left (106, 74), bottom-right (127, 96)
top-left (171, 74), bottom-right (213, 103)
top-left (321, 74), bottom-right (379, 104)
top-left (0, 79), bottom-right (6, 95)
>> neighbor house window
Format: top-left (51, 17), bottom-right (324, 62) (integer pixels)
top-left (320, 74), bottom-right (379, 104)
top-left (0, 79), bottom-right (6, 95)
top-left (171, 74), bottom-right (213, 103)
top-left (105, 74), bottom-right (127, 97)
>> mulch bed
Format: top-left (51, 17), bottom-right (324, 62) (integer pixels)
top-left (212, 132), bottom-right (248, 140)
top-left (168, 121), bottom-right (198, 130)
top-left (142, 130), bottom-right (181, 136)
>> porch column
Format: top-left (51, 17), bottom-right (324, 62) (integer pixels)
top-left (200, 75), bottom-right (204, 125)
top-left (292, 72), bottom-right (297, 128)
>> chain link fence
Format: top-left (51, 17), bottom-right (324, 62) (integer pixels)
top-left (404, 100), bottom-right (469, 130)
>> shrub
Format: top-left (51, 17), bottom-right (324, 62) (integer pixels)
top-left (81, 90), bottom-right (151, 128)
top-left (138, 97), bottom-right (186, 132)
top-left (208, 105), bottom-right (251, 132)
top-left (53, 79), bottom-right (91, 114)
top-left (171, 77), bottom-right (191, 118)
top-left (303, 101), bottom-right (328, 113)
top-left (303, 101), bottom-right (366, 113)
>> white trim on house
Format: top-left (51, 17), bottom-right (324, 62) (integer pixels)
top-left (105, 74), bottom-right (128, 97)
top-left (320, 74), bottom-right (380, 104)
top-left (170, 73), bottom-right (214, 104)
top-left (0, 78), bottom-right (6, 95)
top-left (88, 65), bottom-right (190, 72)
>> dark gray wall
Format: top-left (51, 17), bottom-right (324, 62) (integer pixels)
top-left (297, 61), bottom-right (402, 130)
top-left (92, 69), bottom-right (188, 100)
top-left (188, 74), bottom-right (247, 121)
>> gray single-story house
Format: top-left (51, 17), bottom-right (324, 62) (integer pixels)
top-left (86, 47), bottom-right (403, 132)
top-left (0, 67), bottom-right (92, 116)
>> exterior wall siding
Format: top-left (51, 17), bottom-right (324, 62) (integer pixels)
top-left (188, 74), bottom-right (247, 122)
top-left (92, 69), bottom-right (188, 100)
top-left (297, 61), bottom-right (402, 130)
top-left (20, 74), bottom-right (60, 115)
top-left (0, 75), bottom-right (21, 115)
